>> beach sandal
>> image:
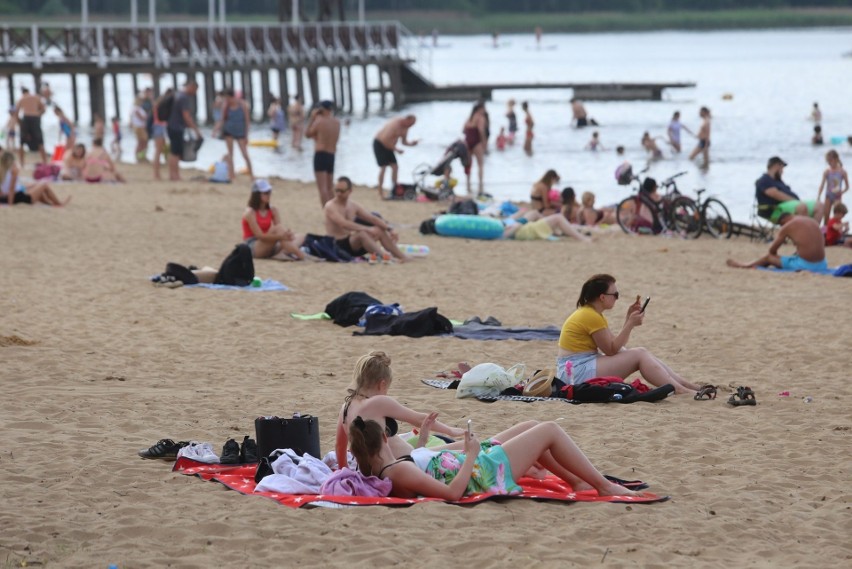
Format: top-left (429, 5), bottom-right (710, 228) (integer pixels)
top-left (604, 475), bottom-right (649, 491)
top-left (727, 386), bottom-right (757, 407)
top-left (694, 384), bottom-right (717, 401)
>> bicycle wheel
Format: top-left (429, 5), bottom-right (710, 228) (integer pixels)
top-left (616, 196), bottom-right (657, 235)
top-left (702, 197), bottom-right (733, 239)
top-left (668, 197), bottom-right (702, 238)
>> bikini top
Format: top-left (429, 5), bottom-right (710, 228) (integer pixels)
top-left (343, 399), bottom-right (399, 437)
top-left (377, 455), bottom-right (414, 479)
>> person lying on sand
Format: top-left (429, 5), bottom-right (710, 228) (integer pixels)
top-left (323, 176), bottom-right (412, 262)
top-left (726, 213), bottom-right (827, 272)
top-left (348, 416), bottom-right (642, 500)
top-left (0, 150), bottom-right (70, 206)
top-left (242, 179), bottom-right (306, 261)
top-left (503, 210), bottom-right (592, 242)
top-left (335, 351), bottom-right (634, 494)
top-left (557, 274), bottom-right (702, 396)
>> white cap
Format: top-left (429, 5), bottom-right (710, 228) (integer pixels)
top-left (251, 179), bottom-right (272, 193)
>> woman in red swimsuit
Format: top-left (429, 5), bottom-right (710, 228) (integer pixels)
top-left (242, 179), bottom-right (305, 260)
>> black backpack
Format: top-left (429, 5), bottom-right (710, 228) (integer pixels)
top-left (449, 199), bottom-right (478, 216)
top-left (419, 218), bottom-right (437, 235)
top-left (156, 93), bottom-right (175, 122)
top-left (214, 244), bottom-right (254, 286)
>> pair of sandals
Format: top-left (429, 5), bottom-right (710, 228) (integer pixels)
top-left (693, 384), bottom-right (757, 406)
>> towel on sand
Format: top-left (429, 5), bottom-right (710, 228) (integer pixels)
top-left (188, 279), bottom-right (288, 291)
top-left (173, 458), bottom-right (668, 508)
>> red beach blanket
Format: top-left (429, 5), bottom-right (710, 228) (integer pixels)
top-left (173, 458), bottom-right (668, 508)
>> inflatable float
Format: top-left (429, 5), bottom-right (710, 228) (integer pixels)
top-left (248, 140), bottom-right (279, 148)
top-left (397, 244), bottom-right (430, 257)
top-left (434, 214), bottom-right (503, 240)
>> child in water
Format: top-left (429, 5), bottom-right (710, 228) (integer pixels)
top-left (812, 125), bottom-right (823, 146)
top-left (495, 127), bottom-right (507, 151)
top-left (585, 131), bottom-right (604, 152)
top-left (817, 150), bottom-right (848, 225)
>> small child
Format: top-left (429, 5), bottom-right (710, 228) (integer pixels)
top-left (435, 165), bottom-right (457, 194)
top-left (3, 107), bottom-right (17, 151)
top-left (495, 127), bottom-right (507, 151)
top-left (110, 116), bottom-right (121, 161)
top-left (585, 131), bottom-right (604, 152)
top-left (616, 145), bottom-right (625, 156)
top-left (817, 150), bottom-right (848, 225)
top-left (54, 106), bottom-right (75, 149)
top-left (812, 125), bottom-right (823, 145)
top-left (209, 154), bottom-right (230, 183)
top-left (825, 202), bottom-right (851, 248)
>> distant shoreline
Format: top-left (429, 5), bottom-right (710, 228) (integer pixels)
top-left (4, 8), bottom-right (852, 34)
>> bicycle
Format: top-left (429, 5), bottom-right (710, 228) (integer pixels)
top-left (616, 170), bottom-right (702, 238)
top-left (616, 170), bottom-right (733, 239)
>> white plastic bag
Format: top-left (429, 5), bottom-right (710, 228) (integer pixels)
top-left (456, 363), bottom-right (526, 399)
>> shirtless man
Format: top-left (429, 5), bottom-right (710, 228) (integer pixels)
top-left (324, 176), bottom-right (413, 263)
top-left (373, 114), bottom-right (419, 198)
top-left (726, 214), bottom-right (827, 272)
top-left (305, 100), bottom-right (341, 206)
top-left (688, 107), bottom-right (711, 167)
top-left (15, 87), bottom-right (47, 167)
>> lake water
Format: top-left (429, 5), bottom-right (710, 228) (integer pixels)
top-left (3, 27), bottom-right (851, 221)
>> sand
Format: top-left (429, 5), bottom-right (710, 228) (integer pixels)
top-left (1, 163), bottom-right (850, 569)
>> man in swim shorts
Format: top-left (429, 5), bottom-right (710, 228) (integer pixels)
top-left (14, 87), bottom-right (47, 167)
top-left (305, 100), bottom-right (341, 207)
top-left (323, 176), bottom-right (412, 262)
top-left (755, 156), bottom-right (824, 223)
top-left (726, 213), bottom-right (827, 273)
top-left (373, 115), bottom-right (419, 198)
top-left (688, 107), bottom-right (712, 167)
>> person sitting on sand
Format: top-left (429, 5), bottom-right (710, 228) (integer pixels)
top-left (0, 150), bottom-right (70, 206)
top-left (557, 274), bottom-right (702, 396)
top-left (579, 191), bottom-right (616, 226)
top-left (323, 176), bottom-right (412, 262)
top-left (824, 202), bottom-right (852, 248)
top-left (529, 169), bottom-right (560, 214)
top-left (756, 156), bottom-right (823, 223)
top-left (336, 351), bottom-right (638, 495)
top-left (560, 186), bottom-right (582, 224)
top-left (82, 138), bottom-right (125, 183)
top-left (727, 213), bottom-right (827, 272)
top-left (242, 179), bottom-right (306, 261)
top-left (61, 143), bottom-right (86, 181)
top-left (348, 416), bottom-right (642, 500)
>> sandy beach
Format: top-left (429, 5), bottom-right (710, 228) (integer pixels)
top-left (1, 163), bottom-right (850, 568)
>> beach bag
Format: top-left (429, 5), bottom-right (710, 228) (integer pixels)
top-left (325, 291), bottom-right (382, 327)
top-left (450, 199), bottom-right (478, 216)
top-left (254, 414), bottom-right (321, 461)
top-left (388, 183), bottom-right (417, 201)
top-left (356, 307), bottom-right (452, 338)
top-left (214, 243), bottom-right (254, 286)
top-left (358, 303), bottom-right (403, 327)
top-left (303, 234), bottom-right (353, 263)
top-left (181, 133), bottom-right (204, 162)
top-left (33, 163), bottom-right (60, 181)
top-left (456, 363), bottom-right (526, 399)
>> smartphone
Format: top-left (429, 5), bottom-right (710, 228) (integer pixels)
top-left (641, 297), bottom-right (651, 312)
top-left (467, 419), bottom-right (473, 437)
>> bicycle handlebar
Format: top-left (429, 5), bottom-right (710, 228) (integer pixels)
top-left (661, 171), bottom-right (687, 186)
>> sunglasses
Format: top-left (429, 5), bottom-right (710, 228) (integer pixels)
top-left (602, 292), bottom-right (620, 299)
top-left (334, 188), bottom-right (350, 194)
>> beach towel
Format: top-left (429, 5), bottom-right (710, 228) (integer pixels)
top-left (452, 322), bottom-right (561, 341)
top-left (421, 378), bottom-right (577, 404)
top-left (173, 458), bottom-right (667, 508)
top-left (187, 279), bottom-right (287, 292)
top-left (756, 263), bottom-right (851, 276)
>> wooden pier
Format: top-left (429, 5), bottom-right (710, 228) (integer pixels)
top-left (0, 21), bottom-right (695, 126)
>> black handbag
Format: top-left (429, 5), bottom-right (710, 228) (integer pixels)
top-left (254, 414), bottom-right (321, 461)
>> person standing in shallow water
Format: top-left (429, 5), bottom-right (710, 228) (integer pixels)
top-left (505, 99), bottom-right (518, 144)
top-left (305, 100), bottom-right (341, 207)
top-left (522, 101), bottom-right (534, 156)
top-left (688, 107), bottom-right (712, 168)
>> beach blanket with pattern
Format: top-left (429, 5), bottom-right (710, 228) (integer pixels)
top-left (421, 378), bottom-right (578, 404)
top-left (173, 458), bottom-right (667, 508)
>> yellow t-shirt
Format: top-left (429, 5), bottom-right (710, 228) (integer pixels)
top-left (558, 306), bottom-right (608, 353)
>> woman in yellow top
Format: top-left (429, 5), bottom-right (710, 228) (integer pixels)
top-left (556, 274), bottom-right (700, 395)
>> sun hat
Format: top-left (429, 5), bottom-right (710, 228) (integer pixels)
top-left (251, 179), bottom-right (272, 193)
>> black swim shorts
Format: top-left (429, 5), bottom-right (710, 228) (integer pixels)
top-left (167, 128), bottom-right (184, 157)
top-left (373, 138), bottom-right (396, 167)
top-left (336, 236), bottom-right (367, 258)
top-left (313, 151), bottom-right (336, 174)
top-left (13, 192), bottom-right (32, 204)
top-left (20, 116), bottom-right (44, 150)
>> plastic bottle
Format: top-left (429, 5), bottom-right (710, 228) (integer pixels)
top-left (399, 244), bottom-right (430, 257)
top-left (251, 276), bottom-right (262, 287)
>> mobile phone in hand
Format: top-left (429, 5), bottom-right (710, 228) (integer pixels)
top-left (467, 419), bottom-right (472, 437)
top-left (641, 297), bottom-right (651, 312)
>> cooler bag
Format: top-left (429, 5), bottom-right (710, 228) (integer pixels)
top-left (254, 414), bottom-right (321, 460)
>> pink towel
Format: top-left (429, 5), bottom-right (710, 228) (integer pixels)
top-left (319, 467), bottom-right (392, 497)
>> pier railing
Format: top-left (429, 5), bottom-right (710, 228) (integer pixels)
top-left (0, 21), bottom-right (422, 72)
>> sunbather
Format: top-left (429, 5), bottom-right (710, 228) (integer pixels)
top-left (335, 351), bottom-right (618, 493)
top-left (348, 417), bottom-right (641, 499)
top-left (503, 210), bottom-right (591, 242)
top-left (242, 179), bottom-right (306, 261)
top-left (0, 150), bottom-right (69, 206)
top-left (82, 138), bottom-right (125, 183)
top-left (557, 274), bottom-right (701, 396)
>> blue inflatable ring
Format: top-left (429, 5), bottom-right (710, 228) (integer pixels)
top-left (434, 214), bottom-right (504, 240)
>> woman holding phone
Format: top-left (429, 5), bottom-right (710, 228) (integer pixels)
top-left (556, 274), bottom-right (702, 395)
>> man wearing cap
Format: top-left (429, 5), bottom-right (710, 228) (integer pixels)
top-left (14, 87), bottom-right (47, 167)
top-left (305, 100), bottom-right (340, 206)
top-left (755, 156), bottom-right (824, 223)
top-left (373, 114), bottom-right (419, 198)
top-left (166, 80), bottom-right (203, 181)
top-left (726, 213), bottom-right (827, 272)
top-left (324, 176), bottom-right (413, 262)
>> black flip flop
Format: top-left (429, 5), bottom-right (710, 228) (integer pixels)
top-left (604, 475), bottom-right (650, 490)
top-left (694, 385), bottom-right (717, 401)
top-left (727, 386), bottom-right (757, 406)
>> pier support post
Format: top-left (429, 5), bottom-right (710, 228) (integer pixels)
top-left (70, 74), bottom-right (79, 124)
top-left (152, 75), bottom-right (161, 99)
top-left (88, 73), bottom-right (106, 126)
top-left (278, 68), bottom-right (289, 106)
top-left (243, 69), bottom-right (254, 119)
top-left (6, 75), bottom-right (13, 112)
top-left (131, 74), bottom-right (139, 98)
top-left (330, 66), bottom-right (339, 107)
top-left (203, 71), bottom-right (216, 125)
top-left (361, 65), bottom-right (369, 113)
top-left (377, 65), bottom-right (386, 111)
top-left (387, 64), bottom-right (402, 110)
top-left (296, 67), bottom-right (305, 103)
top-left (260, 68), bottom-right (270, 118)
top-left (307, 67), bottom-right (319, 107)
top-left (345, 66), bottom-right (354, 114)
top-left (112, 73), bottom-right (121, 120)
